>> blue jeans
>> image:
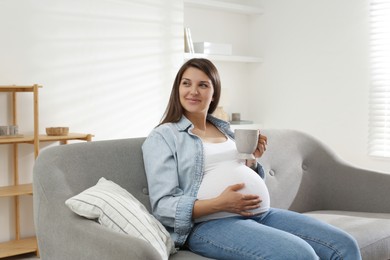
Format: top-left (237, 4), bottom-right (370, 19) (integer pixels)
top-left (187, 208), bottom-right (361, 260)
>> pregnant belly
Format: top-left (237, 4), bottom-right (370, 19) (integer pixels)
top-left (196, 163), bottom-right (270, 222)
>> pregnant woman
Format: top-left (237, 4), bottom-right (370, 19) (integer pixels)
top-left (142, 58), bottom-right (361, 260)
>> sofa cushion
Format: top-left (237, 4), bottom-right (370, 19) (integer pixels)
top-left (304, 210), bottom-right (390, 260)
top-left (65, 177), bottom-right (176, 260)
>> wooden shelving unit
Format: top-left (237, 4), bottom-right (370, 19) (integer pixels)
top-left (0, 85), bottom-right (93, 258)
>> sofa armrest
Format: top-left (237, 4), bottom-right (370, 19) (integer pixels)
top-left (63, 216), bottom-right (161, 260)
top-left (259, 129), bottom-right (390, 214)
top-left (33, 142), bottom-right (162, 260)
top-left (35, 201), bottom-right (162, 260)
top-left (319, 160), bottom-right (390, 213)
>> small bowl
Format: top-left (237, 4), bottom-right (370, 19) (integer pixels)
top-left (46, 127), bottom-right (69, 136)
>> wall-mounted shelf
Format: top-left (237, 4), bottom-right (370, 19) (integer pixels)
top-left (230, 123), bottom-right (264, 131)
top-left (183, 0), bottom-right (263, 63)
top-left (184, 53), bottom-right (262, 63)
top-left (184, 0), bottom-right (263, 15)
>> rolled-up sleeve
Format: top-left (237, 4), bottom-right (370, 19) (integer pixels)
top-left (142, 131), bottom-right (196, 236)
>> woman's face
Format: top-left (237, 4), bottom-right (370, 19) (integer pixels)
top-left (179, 67), bottom-right (214, 117)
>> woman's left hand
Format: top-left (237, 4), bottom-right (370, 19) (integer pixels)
top-left (253, 133), bottom-right (267, 158)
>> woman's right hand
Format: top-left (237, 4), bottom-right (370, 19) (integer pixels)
top-left (192, 183), bottom-right (262, 219)
top-left (216, 183), bottom-right (261, 217)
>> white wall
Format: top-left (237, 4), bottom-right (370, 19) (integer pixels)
top-left (252, 0), bottom-right (390, 173)
top-left (1, 0), bottom-right (389, 246)
top-left (0, 0), bottom-right (183, 242)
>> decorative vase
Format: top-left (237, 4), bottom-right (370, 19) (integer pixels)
top-left (213, 106), bottom-right (229, 121)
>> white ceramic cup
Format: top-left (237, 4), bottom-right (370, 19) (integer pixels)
top-left (234, 129), bottom-right (259, 159)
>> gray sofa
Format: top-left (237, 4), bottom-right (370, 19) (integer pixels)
top-left (33, 129), bottom-right (390, 260)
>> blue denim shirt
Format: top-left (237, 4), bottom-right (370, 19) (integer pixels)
top-left (142, 114), bottom-right (265, 247)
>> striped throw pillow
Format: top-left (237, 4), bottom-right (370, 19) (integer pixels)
top-left (65, 177), bottom-right (175, 260)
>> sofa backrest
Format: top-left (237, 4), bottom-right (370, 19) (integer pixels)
top-left (259, 129), bottom-right (337, 212)
top-left (34, 137), bottom-right (153, 212)
top-left (34, 129), bottom-right (337, 216)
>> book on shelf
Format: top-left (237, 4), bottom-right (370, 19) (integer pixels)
top-left (184, 27), bottom-right (194, 53)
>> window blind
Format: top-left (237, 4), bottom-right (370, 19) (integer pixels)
top-left (369, 0), bottom-right (390, 157)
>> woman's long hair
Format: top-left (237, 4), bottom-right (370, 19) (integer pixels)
top-left (159, 58), bottom-right (221, 126)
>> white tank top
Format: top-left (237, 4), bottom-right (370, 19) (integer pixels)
top-left (195, 137), bottom-right (270, 223)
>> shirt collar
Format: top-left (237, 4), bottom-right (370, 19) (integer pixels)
top-left (175, 114), bottom-right (230, 132)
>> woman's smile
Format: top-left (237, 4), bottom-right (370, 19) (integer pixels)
top-left (185, 97), bottom-right (201, 104)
